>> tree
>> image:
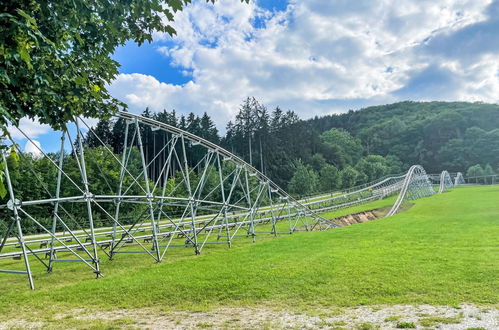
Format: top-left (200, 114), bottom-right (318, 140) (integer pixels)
top-left (287, 161), bottom-right (318, 197)
top-left (385, 155), bottom-right (403, 174)
top-left (340, 166), bottom-right (360, 189)
top-left (310, 153), bottom-right (327, 172)
top-left (354, 155), bottom-right (389, 182)
top-left (199, 112), bottom-right (219, 144)
top-left (483, 164), bottom-right (495, 184)
top-left (233, 97), bottom-right (268, 166)
top-left (321, 128), bottom-right (364, 167)
top-left (466, 164), bottom-right (483, 184)
top-left (83, 120), bottom-right (113, 148)
top-left (319, 164), bottom-right (341, 192)
top-left (1, 0), bottom-right (247, 130)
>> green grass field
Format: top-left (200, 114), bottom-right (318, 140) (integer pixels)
top-left (1, 186), bottom-right (498, 326)
top-left (319, 194), bottom-right (398, 219)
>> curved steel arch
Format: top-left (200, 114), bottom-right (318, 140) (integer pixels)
top-left (454, 172), bottom-right (465, 186)
top-left (115, 112), bottom-right (326, 217)
top-left (0, 110), bottom-right (464, 290)
top-left (0, 111), bottom-right (332, 290)
top-left (386, 165), bottom-right (434, 217)
top-left (438, 170), bottom-right (454, 193)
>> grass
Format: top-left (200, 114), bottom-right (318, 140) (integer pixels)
top-left (357, 322), bottom-right (378, 329)
top-left (396, 321), bottom-right (416, 328)
top-left (319, 195), bottom-right (397, 219)
top-left (0, 186), bottom-right (498, 322)
top-left (418, 314), bottom-right (463, 327)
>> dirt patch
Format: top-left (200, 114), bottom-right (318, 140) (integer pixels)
top-left (332, 210), bottom-right (380, 226)
top-left (331, 203), bottom-right (415, 226)
top-left (2, 304), bottom-right (496, 329)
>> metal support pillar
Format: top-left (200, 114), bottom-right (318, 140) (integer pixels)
top-left (2, 150), bottom-right (34, 289)
top-left (48, 132), bottom-right (66, 272)
top-left (75, 119), bottom-right (102, 277)
top-left (135, 118), bottom-right (161, 262)
top-left (180, 134), bottom-right (199, 254)
top-left (110, 120), bottom-right (130, 260)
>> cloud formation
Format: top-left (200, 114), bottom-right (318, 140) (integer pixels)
top-left (109, 0), bottom-right (499, 128)
top-left (24, 140), bottom-right (43, 158)
top-left (9, 118), bottom-right (51, 140)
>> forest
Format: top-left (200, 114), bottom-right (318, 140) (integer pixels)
top-left (85, 99), bottom-right (499, 196)
top-left (10, 99), bottom-right (499, 200)
top-left (1, 99), bottom-right (498, 235)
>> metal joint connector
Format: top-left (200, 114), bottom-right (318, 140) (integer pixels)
top-left (83, 192), bottom-right (94, 200)
top-left (7, 199), bottom-right (21, 210)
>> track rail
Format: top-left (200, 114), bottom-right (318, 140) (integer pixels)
top-left (0, 110), bottom-right (462, 290)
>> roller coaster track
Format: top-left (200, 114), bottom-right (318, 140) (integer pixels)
top-left (454, 172), bottom-right (465, 186)
top-left (385, 165), bottom-right (435, 217)
top-left (0, 111), bottom-right (333, 289)
top-left (302, 167), bottom-right (463, 217)
top-left (438, 170), bottom-right (454, 193)
top-left (0, 111), bottom-right (464, 290)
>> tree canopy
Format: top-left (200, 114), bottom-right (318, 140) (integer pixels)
top-left (14, 98), bottom-right (499, 200)
top-left (0, 0), bottom-right (244, 130)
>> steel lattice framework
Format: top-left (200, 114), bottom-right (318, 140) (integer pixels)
top-left (0, 112), bottom-right (332, 289)
top-left (0, 110), bottom-right (465, 290)
top-left (454, 172), bottom-right (465, 186)
top-left (386, 165), bottom-right (435, 216)
top-left (438, 170), bottom-right (454, 193)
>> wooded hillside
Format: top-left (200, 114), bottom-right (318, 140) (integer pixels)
top-left (17, 100), bottom-right (499, 199)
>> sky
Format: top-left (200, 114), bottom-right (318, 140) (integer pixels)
top-left (12, 0), bottom-right (499, 155)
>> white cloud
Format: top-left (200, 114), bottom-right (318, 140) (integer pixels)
top-left (109, 0), bottom-right (499, 129)
top-left (24, 140), bottom-right (43, 158)
top-left (8, 118), bottom-right (51, 140)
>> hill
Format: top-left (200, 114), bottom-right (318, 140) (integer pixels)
top-left (80, 100), bottom-right (499, 196)
top-left (307, 101), bottom-right (499, 173)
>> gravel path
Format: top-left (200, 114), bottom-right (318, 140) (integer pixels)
top-left (1, 304), bottom-right (497, 329)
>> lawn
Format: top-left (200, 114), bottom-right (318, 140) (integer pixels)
top-left (319, 194), bottom-right (398, 219)
top-left (0, 186), bottom-right (497, 323)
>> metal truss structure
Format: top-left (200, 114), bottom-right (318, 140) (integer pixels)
top-left (454, 172), bottom-right (465, 186)
top-left (303, 174), bottom-right (406, 213)
top-left (0, 111), bottom-right (332, 290)
top-left (294, 167), bottom-right (460, 219)
top-left (386, 165), bottom-right (435, 216)
top-left (438, 170), bottom-right (454, 193)
top-left (0, 109), bottom-right (466, 290)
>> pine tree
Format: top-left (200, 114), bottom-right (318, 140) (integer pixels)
top-left (200, 112), bottom-right (219, 143)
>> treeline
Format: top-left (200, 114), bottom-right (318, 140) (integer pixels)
top-left (0, 144), bottom-right (262, 235)
top-left (80, 99), bottom-right (499, 197)
top-left (221, 98), bottom-right (403, 196)
top-left (224, 100), bottom-right (499, 194)
top-left (308, 101), bottom-right (499, 173)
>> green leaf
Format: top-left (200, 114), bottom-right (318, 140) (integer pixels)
top-left (18, 46), bottom-right (32, 68)
top-left (74, 76), bottom-right (86, 85)
top-left (16, 9), bottom-right (37, 27)
top-left (165, 25), bottom-right (177, 36)
top-left (168, 0), bottom-right (184, 12)
top-left (10, 147), bottom-right (20, 162)
top-left (0, 167), bottom-right (6, 199)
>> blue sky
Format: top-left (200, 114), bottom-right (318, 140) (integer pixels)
top-left (12, 0), bottom-right (499, 154)
top-left (112, 0), bottom-right (289, 85)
